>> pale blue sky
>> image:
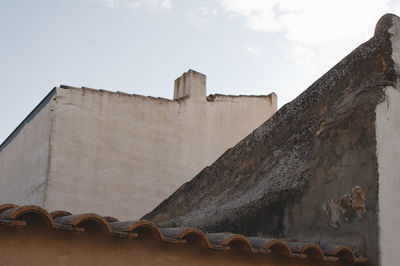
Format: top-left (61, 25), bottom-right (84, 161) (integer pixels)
top-left (1, 0), bottom-right (399, 143)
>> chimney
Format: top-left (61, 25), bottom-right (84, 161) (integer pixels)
top-left (173, 70), bottom-right (206, 102)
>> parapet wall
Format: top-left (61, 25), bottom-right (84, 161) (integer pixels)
top-left (0, 69), bottom-right (276, 221)
top-left (44, 84), bottom-right (275, 220)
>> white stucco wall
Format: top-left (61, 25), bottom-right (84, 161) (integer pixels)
top-left (376, 16), bottom-right (400, 266)
top-left (0, 92), bottom-right (55, 206)
top-left (376, 85), bottom-right (400, 266)
top-left (44, 86), bottom-right (276, 220)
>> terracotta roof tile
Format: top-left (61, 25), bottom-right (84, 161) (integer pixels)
top-left (54, 213), bottom-right (112, 236)
top-left (110, 220), bottom-right (164, 241)
top-left (50, 210), bottom-right (72, 219)
top-left (0, 205), bottom-right (56, 228)
top-left (0, 203), bottom-right (367, 264)
top-left (160, 227), bottom-right (213, 248)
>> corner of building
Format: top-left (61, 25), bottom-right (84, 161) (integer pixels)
top-left (376, 13), bottom-right (400, 266)
top-left (42, 86), bottom-right (64, 210)
top-left (0, 88), bottom-right (56, 207)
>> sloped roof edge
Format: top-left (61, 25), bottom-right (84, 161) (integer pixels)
top-left (0, 203), bottom-right (366, 264)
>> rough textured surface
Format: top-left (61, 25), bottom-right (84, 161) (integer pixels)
top-left (144, 14), bottom-right (400, 266)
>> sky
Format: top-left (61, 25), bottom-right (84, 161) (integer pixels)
top-left (1, 0), bottom-right (399, 143)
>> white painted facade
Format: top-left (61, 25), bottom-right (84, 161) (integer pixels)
top-left (0, 92), bottom-right (55, 206)
top-left (0, 70), bottom-right (277, 220)
top-left (376, 16), bottom-right (400, 266)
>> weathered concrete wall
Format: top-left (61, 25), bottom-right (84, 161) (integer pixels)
top-left (144, 14), bottom-right (400, 266)
top-left (0, 90), bottom-right (55, 206)
top-left (44, 76), bottom-right (275, 220)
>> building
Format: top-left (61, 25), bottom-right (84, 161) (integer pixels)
top-left (2, 11), bottom-right (398, 266)
top-left (0, 69), bottom-right (276, 220)
top-left (144, 14), bottom-right (400, 266)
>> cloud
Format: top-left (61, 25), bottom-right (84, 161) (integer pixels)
top-left (220, 0), bottom-right (391, 44)
top-left (220, 0), bottom-right (400, 86)
top-left (183, 6), bottom-right (218, 28)
top-left (245, 44), bottom-right (262, 54)
top-left (129, 0), bottom-right (171, 10)
top-left (91, 0), bottom-right (172, 10)
top-left (91, 0), bottom-right (120, 8)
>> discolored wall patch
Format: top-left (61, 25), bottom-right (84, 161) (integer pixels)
top-left (322, 186), bottom-right (367, 228)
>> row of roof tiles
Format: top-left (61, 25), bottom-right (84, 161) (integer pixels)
top-left (0, 204), bottom-right (367, 264)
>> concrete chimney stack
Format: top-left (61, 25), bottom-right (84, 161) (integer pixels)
top-left (173, 69), bottom-right (206, 102)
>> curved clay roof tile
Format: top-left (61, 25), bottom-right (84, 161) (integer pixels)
top-left (206, 233), bottom-right (253, 253)
top-left (50, 210), bottom-right (72, 219)
top-left (161, 227), bottom-right (211, 247)
top-left (109, 220), bottom-right (163, 241)
top-left (286, 242), bottom-right (326, 261)
top-left (0, 205), bottom-right (56, 228)
top-left (0, 204), bottom-right (368, 263)
top-left (0, 203), bottom-right (19, 214)
top-left (54, 213), bottom-right (111, 236)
